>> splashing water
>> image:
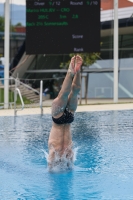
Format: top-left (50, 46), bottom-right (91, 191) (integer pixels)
top-left (42, 147), bottom-right (79, 172)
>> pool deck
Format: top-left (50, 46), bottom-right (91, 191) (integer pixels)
top-left (0, 99), bottom-right (133, 116)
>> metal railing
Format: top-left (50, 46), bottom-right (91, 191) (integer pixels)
top-left (0, 77), bottom-right (45, 115)
top-left (14, 77), bottom-right (44, 115)
top-left (12, 76), bottom-right (40, 95)
top-left (14, 88), bottom-right (24, 116)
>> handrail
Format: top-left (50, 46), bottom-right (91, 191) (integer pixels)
top-left (14, 88), bottom-right (24, 116)
top-left (0, 77), bottom-right (45, 113)
top-left (10, 76), bottom-right (40, 95)
top-left (40, 80), bottom-right (43, 115)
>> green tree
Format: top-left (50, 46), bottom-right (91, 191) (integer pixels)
top-left (60, 52), bottom-right (100, 69)
top-left (0, 15), bottom-right (16, 32)
top-left (10, 24), bottom-right (15, 32)
top-left (0, 16), bottom-right (4, 31)
top-left (15, 22), bottom-right (23, 26)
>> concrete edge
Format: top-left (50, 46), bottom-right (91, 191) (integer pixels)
top-left (0, 103), bottom-right (133, 116)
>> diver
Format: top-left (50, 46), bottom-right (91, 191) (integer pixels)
top-left (48, 55), bottom-right (83, 170)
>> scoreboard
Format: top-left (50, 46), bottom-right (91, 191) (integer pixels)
top-left (26, 0), bottom-right (100, 54)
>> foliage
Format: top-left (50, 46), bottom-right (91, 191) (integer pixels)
top-left (15, 22), bottom-right (23, 26)
top-left (60, 52), bottom-right (100, 69)
top-left (0, 15), bottom-right (22, 32)
top-left (10, 24), bottom-right (16, 32)
top-left (0, 16), bottom-right (4, 32)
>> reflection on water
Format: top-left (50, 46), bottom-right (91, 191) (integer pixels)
top-left (0, 111), bottom-right (133, 199)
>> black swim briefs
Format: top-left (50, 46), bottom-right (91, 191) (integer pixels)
top-left (52, 107), bottom-right (74, 125)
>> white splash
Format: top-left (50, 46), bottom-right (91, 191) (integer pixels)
top-left (42, 147), bottom-right (79, 173)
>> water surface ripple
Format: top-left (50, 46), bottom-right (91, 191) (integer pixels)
top-left (0, 110), bottom-right (133, 199)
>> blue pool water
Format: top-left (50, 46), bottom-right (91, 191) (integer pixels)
top-left (0, 110), bottom-right (133, 200)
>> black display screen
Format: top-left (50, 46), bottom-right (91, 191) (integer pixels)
top-left (26, 0), bottom-right (100, 54)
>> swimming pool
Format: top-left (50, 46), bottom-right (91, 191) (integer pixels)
top-left (0, 110), bottom-right (133, 200)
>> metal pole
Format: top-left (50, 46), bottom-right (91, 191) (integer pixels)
top-left (14, 79), bottom-right (17, 116)
top-left (4, 0), bottom-right (10, 108)
top-left (40, 80), bottom-right (43, 115)
top-left (79, 66), bottom-right (83, 105)
top-left (113, 0), bottom-right (118, 103)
